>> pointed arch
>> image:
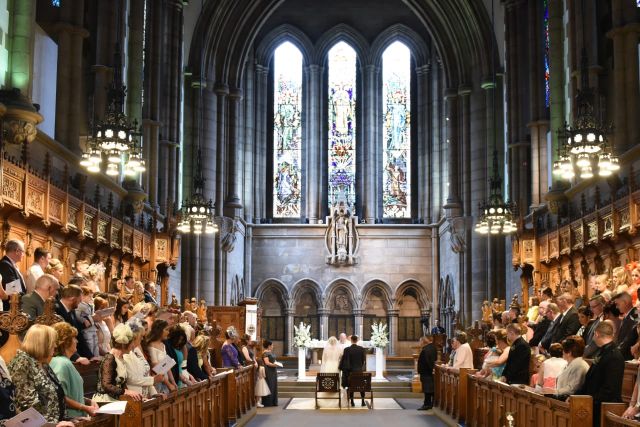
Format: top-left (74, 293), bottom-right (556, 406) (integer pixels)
top-left (360, 280), bottom-right (394, 311)
top-left (324, 278), bottom-right (359, 311)
top-left (254, 278), bottom-right (290, 309)
top-left (314, 24), bottom-right (370, 65)
top-left (289, 278), bottom-right (323, 311)
top-left (394, 279), bottom-right (430, 310)
top-left (370, 24), bottom-right (430, 67)
top-left (255, 24), bottom-right (314, 67)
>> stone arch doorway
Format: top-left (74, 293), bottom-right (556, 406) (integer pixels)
top-left (361, 283), bottom-right (392, 342)
top-left (325, 281), bottom-right (358, 339)
top-left (291, 281), bottom-right (322, 340)
top-left (395, 281), bottom-right (429, 355)
top-left (255, 280), bottom-right (289, 356)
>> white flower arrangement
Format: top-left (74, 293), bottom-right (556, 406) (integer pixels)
top-left (87, 262), bottom-right (106, 279)
top-left (370, 322), bottom-right (389, 349)
top-left (293, 322), bottom-right (312, 349)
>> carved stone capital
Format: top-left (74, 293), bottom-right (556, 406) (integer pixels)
top-left (0, 89), bottom-right (43, 145)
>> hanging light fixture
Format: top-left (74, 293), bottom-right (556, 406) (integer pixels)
top-left (554, 0), bottom-right (615, 180)
top-left (177, 0), bottom-right (217, 235)
top-left (475, 0), bottom-right (517, 236)
top-left (81, 3), bottom-right (145, 177)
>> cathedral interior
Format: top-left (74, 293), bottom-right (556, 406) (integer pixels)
top-left (0, 0), bottom-right (638, 363)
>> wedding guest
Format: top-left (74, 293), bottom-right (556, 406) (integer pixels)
top-left (0, 239), bottom-right (26, 314)
top-left (551, 293), bottom-right (580, 344)
top-left (526, 297), bottom-right (540, 325)
top-left (165, 325), bottom-right (195, 388)
top-left (114, 298), bottom-right (130, 325)
top-left (579, 321), bottom-right (625, 427)
top-left (25, 247), bottom-right (50, 293)
top-left (21, 274), bottom-right (59, 321)
top-left (239, 334), bottom-right (258, 367)
top-left (123, 319), bottom-right (162, 398)
top-left (549, 336), bottom-right (589, 398)
top-left (76, 285), bottom-right (99, 357)
top-left (481, 329), bottom-right (510, 379)
top-left (92, 323), bottom-right (143, 402)
top-left (584, 295), bottom-right (605, 357)
top-left (45, 258), bottom-right (65, 283)
top-left (501, 323), bottom-right (531, 385)
top-left (449, 331), bottom-right (474, 369)
top-left (261, 340), bottom-right (279, 407)
top-left (614, 292), bottom-right (639, 360)
top-left (221, 330), bottom-right (240, 368)
top-left (8, 324), bottom-right (67, 423)
top-left (0, 354), bottom-right (16, 424)
top-left (628, 267), bottom-right (640, 306)
top-left (612, 266), bottom-right (632, 294)
top-left (49, 322), bottom-right (99, 418)
top-left (576, 306), bottom-right (593, 338)
top-left (603, 300), bottom-right (622, 335)
top-left (536, 343), bottom-right (567, 389)
top-left (144, 319), bottom-right (177, 393)
top-left (190, 334), bottom-right (216, 379)
top-left (144, 282), bottom-right (158, 305)
top-left (529, 301), bottom-right (550, 348)
top-left (55, 285), bottom-right (93, 359)
top-left (93, 296), bottom-right (112, 356)
top-left (417, 335), bottom-right (436, 411)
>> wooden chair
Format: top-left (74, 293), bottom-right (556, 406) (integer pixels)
top-left (348, 372), bottom-right (373, 409)
top-left (315, 373), bottom-right (341, 409)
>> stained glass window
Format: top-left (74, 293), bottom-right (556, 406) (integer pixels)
top-left (52, 0), bottom-right (60, 6)
top-left (273, 42), bottom-right (303, 218)
top-left (382, 41), bottom-right (411, 218)
top-left (328, 42), bottom-right (357, 213)
top-left (544, 0), bottom-right (550, 107)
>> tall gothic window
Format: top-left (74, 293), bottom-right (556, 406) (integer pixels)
top-left (327, 42), bottom-right (357, 213)
top-left (382, 41), bottom-right (411, 218)
top-left (543, 0), bottom-right (550, 107)
top-left (273, 42), bottom-right (303, 218)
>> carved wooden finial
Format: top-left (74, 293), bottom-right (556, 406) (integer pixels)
top-left (35, 298), bottom-right (64, 326)
top-left (0, 294), bottom-right (30, 335)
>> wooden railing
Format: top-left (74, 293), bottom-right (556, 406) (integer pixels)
top-left (435, 364), bottom-right (593, 427)
top-left (601, 403), bottom-right (640, 427)
top-left (74, 366), bottom-right (256, 427)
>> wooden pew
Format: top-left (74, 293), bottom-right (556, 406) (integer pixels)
top-left (75, 367), bottom-right (256, 427)
top-left (434, 364), bottom-right (475, 423)
top-left (601, 403), bottom-right (640, 427)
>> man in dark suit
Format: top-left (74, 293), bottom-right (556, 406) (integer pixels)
top-left (0, 239), bottom-right (27, 347)
top-left (579, 321), bottom-right (625, 427)
top-left (340, 335), bottom-right (366, 406)
top-left (501, 323), bottom-right (530, 385)
top-left (21, 274), bottom-right (60, 320)
top-left (539, 303), bottom-right (561, 351)
top-left (584, 295), bottom-right (605, 357)
top-left (417, 334), bottom-right (437, 410)
top-left (529, 301), bottom-right (551, 347)
top-left (55, 284), bottom-right (93, 359)
top-left (552, 293), bottom-right (581, 344)
top-left (614, 292), bottom-right (639, 360)
top-left (144, 282), bottom-right (158, 305)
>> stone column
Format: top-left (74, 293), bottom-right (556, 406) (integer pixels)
top-left (253, 65), bottom-right (268, 223)
top-left (225, 89), bottom-right (243, 214)
top-left (318, 309), bottom-right (329, 341)
top-left (214, 84), bottom-right (228, 217)
top-left (387, 309), bottom-right (399, 356)
top-left (624, 27), bottom-right (639, 150)
top-left (143, 119), bottom-right (160, 207)
top-left (8, 0), bottom-right (35, 94)
top-left (416, 64), bottom-right (431, 223)
top-left (443, 90), bottom-right (461, 216)
top-left (547, 0), bottom-right (566, 188)
top-left (353, 309), bottom-right (363, 340)
top-left (362, 64), bottom-right (379, 223)
top-left (285, 308), bottom-right (295, 356)
top-left (431, 227), bottom-right (440, 325)
top-left (243, 60), bottom-right (255, 224)
top-left (306, 64), bottom-right (322, 223)
top-left (458, 86), bottom-right (472, 323)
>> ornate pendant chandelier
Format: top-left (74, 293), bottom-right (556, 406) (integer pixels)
top-left (554, 16), bottom-right (616, 180)
top-left (177, 0), bottom-right (217, 235)
top-left (80, 43), bottom-right (145, 177)
top-left (475, 148), bottom-right (517, 235)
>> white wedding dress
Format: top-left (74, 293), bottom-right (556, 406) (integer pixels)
top-left (321, 343), bottom-right (343, 373)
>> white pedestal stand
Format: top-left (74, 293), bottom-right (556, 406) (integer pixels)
top-left (374, 347), bottom-right (385, 380)
top-left (298, 348), bottom-right (306, 380)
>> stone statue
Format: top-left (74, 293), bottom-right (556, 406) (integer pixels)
top-left (491, 298), bottom-right (503, 314)
top-left (197, 299), bottom-right (207, 323)
top-left (169, 293), bottom-right (179, 310)
top-left (326, 200), bottom-right (358, 265)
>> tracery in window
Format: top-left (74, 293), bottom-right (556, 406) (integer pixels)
top-left (272, 42), bottom-right (303, 218)
top-left (327, 41), bottom-right (357, 213)
top-left (382, 41), bottom-right (411, 218)
top-left (543, 0), bottom-right (550, 107)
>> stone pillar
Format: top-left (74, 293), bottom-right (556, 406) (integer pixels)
top-left (547, 0), bottom-right (566, 188)
top-left (387, 309), bottom-right (399, 356)
top-left (443, 90), bottom-right (461, 216)
top-left (624, 27), bottom-right (639, 151)
top-left (143, 119), bottom-right (160, 208)
top-left (285, 308), bottom-right (295, 356)
top-left (225, 88), bottom-right (243, 214)
top-left (8, 0), bottom-right (35, 94)
top-left (416, 64), bottom-right (431, 223)
top-left (362, 64), bottom-right (379, 223)
top-left (243, 60), bottom-right (255, 224)
top-left (431, 227), bottom-right (440, 325)
top-left (253, 65), bottom-right (268, 223)
top-left (353, 309), bottom-right (363, 340)
top-left (319, 309), bottom-right (329, 341)
top-left (306, 64), bottom-right (322, 223)
top-left (214, 84), bottom-right (228, 217)
top-left (458, 86), bottom-right (472, 324)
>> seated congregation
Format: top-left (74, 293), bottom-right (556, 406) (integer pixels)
top-left (0, 240), bottom-right (259, 426)
top-left (436, 262), bottom-right (640, 426)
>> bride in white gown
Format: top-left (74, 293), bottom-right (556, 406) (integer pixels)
top-left (321, 336), bottom-right (343, 373)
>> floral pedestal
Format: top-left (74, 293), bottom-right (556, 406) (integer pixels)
top-left (298, 348), bottom-right (306, 380)
top-left (374, 347), bottom-right (385, 380)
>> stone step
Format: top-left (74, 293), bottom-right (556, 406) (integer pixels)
top-left (278, 391), bottom-right (420, 399)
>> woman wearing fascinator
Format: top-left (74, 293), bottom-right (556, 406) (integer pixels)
top-left (92, 323), bottom-right (143, 402)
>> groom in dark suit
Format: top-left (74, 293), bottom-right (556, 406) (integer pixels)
top-left (340, 335), bottom-right (366, 406)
